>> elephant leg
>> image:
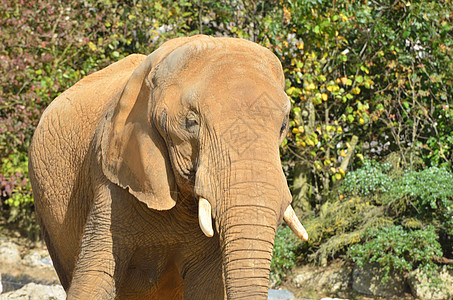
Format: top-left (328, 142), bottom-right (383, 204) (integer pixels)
top-left (67, 186), bottom-right (133, 299)
top-left (67, 223), bottom-right (132, 298)
top-left (38, 218), bottom-right (72, 290)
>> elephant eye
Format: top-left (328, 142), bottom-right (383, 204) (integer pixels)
top-left (280, 116), bottom-right (289, 136)
top-left (185, 111), bottom-right (200, 134)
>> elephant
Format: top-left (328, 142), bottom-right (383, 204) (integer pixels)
top-left (28, 35), bottom-right (308, 299)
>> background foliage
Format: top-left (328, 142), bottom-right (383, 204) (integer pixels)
top-left (1, 0), bottom-right (452, 287)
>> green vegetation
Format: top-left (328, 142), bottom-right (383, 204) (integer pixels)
top-left (0, 152), bottom-right (38, 239)
top-left (1, 0), bottom-right (452, 286)
top-left (295, 161), bottom-right (452, 287)
top-left (271, 226), bottom-right (299, 285)
top-left (341, 160), bottom-right (393, 195)
top-left (349, 225), bottom-right (442, 282)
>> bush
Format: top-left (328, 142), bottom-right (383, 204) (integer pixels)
top-left (341, 160), bottom-right (393, 196)
top-left (0, 152), bottom-right (38, 239)
top-left (349, 225), bottom-right (443, 283)
top-left (299, 160), bottom-right (452, 271)
top-left (388, 167), bottom-right (453, 233)
top-left (303, 196), bottom-right (390, 265)
top-left (271, 226), bottom-right (299, 285)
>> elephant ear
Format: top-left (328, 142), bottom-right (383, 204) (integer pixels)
top-left (101, 38), bottom-right (191, 210)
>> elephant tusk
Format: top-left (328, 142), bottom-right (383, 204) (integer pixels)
top-left (283, 205), bottom-right (309, 241)
top-left (198, 198), bottom-right (214, 237)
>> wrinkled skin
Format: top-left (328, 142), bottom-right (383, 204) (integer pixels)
top-left (29, 35), bottom-right (305, 299)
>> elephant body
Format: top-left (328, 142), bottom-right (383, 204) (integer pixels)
top-left (29, 35), bottom-right (306, 299)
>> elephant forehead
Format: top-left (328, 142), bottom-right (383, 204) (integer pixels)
top-left (197, 68), bottom-right (289, 119)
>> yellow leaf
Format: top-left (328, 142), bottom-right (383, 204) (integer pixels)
top-left (339, 168), bottom-right (345, 176)
top-left (297, 42), bottom-right (304, 50)
top-left (340, 149), bottom-right (347, 157)
top-left (307, 83), bottom-right (316, 90)
top-left (321, 93), bottom-right (328, 101)
top-left (352, 87), bottom-right (361, 95)
top-left (359, 118), bottom-right (365, 124)
top-left (330, 167), bottom-right (337, 173)
top-left (326, 125), bottom-right (333, 132)
top-left (340, 77), bottom-right (348, 85)
top-left (88, 42), bottom-right (97, 51)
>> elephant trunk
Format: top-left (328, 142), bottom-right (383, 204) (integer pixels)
top-left (215, 158), bottom-right (288, 299)
top-left (220, 206), bottom-right (276, 298)
top-left (195, 137), bottom-right (308, 298)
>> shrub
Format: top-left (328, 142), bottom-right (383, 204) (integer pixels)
top-left (349, 225), bottom-right (443, 283)
top-left (271, 226), bottom-right (299, 285)
top-left (303, 196), bottom-right (391, 265)
top-left (300, 161), bottom-right (453, 269)
top-left (341, 160), bottom-right (393, 196)
top-left (387, 167), bottom-right (453, 235)
top-left (0, 152), bottom-right (38, 239)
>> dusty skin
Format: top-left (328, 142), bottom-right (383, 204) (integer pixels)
top-left (28, 35), bottom-right (307, 299)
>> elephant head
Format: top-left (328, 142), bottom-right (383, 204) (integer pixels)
top-left (100, 35), bottom-right (307, 298)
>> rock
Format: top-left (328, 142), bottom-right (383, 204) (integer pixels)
top-left (352, 263), bottom-right (407, 297)
top-left (268, 273), bottom-right (279, 289)
top-left (0, 282), bottom-right (65, 299)
top-left (292, 264), bottom-right (351, 294)
top-left (408, 267), bottom-right (453, 300)
top-left (21, 250), bottom-right (53, 269)
top-left (0, 242), bottom-right (21, 265)
top-left (268, 289), bottom-right (295, 300)
top-left (0, 264), bottom-right (59, 294)
top-left (0, 274), bottom-right (19, 294)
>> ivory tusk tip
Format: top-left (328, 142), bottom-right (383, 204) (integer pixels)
top-left (198, 198), bottom-right (214, 238)
top-left (203, 228), bottom-right (214, 237)
top-left (283, 205), bottom-right (309, 242)
top-left (300, 231), bottom-right (309, 241)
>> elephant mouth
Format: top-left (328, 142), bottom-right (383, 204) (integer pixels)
top-left (197, 196), bottom-right (308, 241)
